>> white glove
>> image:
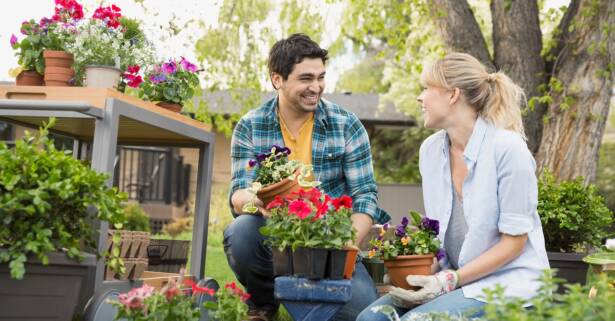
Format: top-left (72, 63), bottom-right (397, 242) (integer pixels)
top-left (389, 270), bottom-right (459, 308)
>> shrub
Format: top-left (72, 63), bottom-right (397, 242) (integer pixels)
top-left (538, 170), bottom-right (614, 252)
top-left (123, 203), bottom-right (150, 232)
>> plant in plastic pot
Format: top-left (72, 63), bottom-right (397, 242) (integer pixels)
top-left (242, 145), bottom-right (319, 213)
top-left (368, 212), bottom-right (443, 290)
top-left (259, 188), bottom-right (357, 279)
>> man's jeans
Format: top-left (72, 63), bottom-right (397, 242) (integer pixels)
top-left (223, 214), bottom-right (378, 321)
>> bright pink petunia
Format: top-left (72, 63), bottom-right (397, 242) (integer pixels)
top-left (288, 199), bottom-right (312, 219)
top-left (179, 56), bottom-right (198, 72)
top-left (10, 34), bottom-right (17, 47)
top-left (161, 61), bottom-right (177, 74)
top-left (315, 194), bottom-right (331, 219)
top-left (331, 195), bottom-right (352, 210)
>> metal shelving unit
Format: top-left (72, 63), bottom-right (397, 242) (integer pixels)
top-left (0, 86), bottom-right (215, 298)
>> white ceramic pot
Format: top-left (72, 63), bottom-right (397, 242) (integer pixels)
top-left (84, 65), bottom-right (121, 88)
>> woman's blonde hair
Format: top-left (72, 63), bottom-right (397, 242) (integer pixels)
top-left (421, 52), bottom-right (526, 139)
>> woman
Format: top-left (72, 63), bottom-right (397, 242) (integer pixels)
top-left (358, 53), bottom-right (549, 320)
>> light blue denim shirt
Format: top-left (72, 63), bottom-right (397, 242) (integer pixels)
top-left (419, 117), bottom-right (549, 302)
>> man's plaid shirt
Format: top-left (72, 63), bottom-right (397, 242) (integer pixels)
top-left (229, 96), bottom-right (390, 224)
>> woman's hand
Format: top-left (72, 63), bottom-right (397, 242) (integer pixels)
top-left (389, 270), bottom-right (459, 307)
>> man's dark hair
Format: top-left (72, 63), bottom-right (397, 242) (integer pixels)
top-left (268, 33), bottom-right (328, 86)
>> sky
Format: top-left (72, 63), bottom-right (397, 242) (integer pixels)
top-left (0, 0), bottom-right (570, 89)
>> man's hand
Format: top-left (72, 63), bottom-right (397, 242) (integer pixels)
top-left (231, 189), bottom-right (270, 217)
top-left (389, 270), bottom-right (459, 307)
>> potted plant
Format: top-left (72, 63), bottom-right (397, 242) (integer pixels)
top-left (126, 57), bottom-right (201, 113)
top-left (10, 20), bottom-right (46, 85)
top-left (368, 212), bottom-right (443, 290)
top-left (40, 0), bottom-right (83, 86)
top-left (259, 187), bottom-right (357, 280)
top-left (538, 170), bottom-right (614, 286)
top-left (65, 5), bottom-right (155, 88)
top-left (0, 119), bottom-right (127, 318)
top-left (243, 145), bottom-right (319, 213)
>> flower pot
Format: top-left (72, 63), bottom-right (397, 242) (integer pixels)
top-left (43, 66), bottom-right (75, 87)
top-left (326, 249), bottom-right (348, 280)
top-left (43, 50), bottom-right (74, 68)
top-left (362, 257), bottom-right (385, 284)
top-left (0, 250), bottom-right (96, 320)
top-left (257, 176), bottom-right (301, 207)
top-left (272, 247), bottom-right (293, 277)
top-left (147, 239), bottom-right (190, 273)
top-left (384, 254), bottom-right (434, 290)
top-left (292, 247), bottom-right (328, 280)
top-left (156, 101), bottom-right (183, 113)
top-left (43, 50), bottom-right (74, 87)
top-left (548, 251), bottom-right (589, 293)
top-left (15, 70), bottom-right (44, 86)
top-left (343, 247), bottom-right (359, 279)
top-left (84, 65), bottom-right (121, 88)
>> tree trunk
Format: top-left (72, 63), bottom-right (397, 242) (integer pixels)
top-left (428, 0), bottom-right (494, 69)
top-left (535, 0), bottom-right (615, 184)
top-left (491, 0), bottom-right (546, 153)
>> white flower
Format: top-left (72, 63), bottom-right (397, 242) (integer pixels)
top-left (607, 239), bottom-right (615, 251)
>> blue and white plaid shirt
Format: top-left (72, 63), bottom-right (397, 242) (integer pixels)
top-left (229, 96), bottom-right (390, 224)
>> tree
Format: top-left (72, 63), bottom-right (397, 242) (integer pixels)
top-left (339, 0), bottom-right (614, 184)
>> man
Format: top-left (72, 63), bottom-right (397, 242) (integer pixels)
top-left (224, 33), bottom-right (390, 321)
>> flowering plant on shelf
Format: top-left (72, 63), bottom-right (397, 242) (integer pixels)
top-left (259, 187), bottom-right (356, 250)
top-left (129, 57), bottom-right (201, 105)
top-left (242, 145), bottom-right (320, 213)
top-left (368, 211), bottom-right (443, 260)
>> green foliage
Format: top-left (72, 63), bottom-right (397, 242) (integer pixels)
top-left (335, 56), bottom-right (388, 93)
top-left (112, 285), bottom-right (201, 321)
top-left (123, 203), bottom-right (150, 232)
top-left (204, 283), bottom-right (250, 321)
top-left (11, 20), bottom-right (46, 74)
top-left (368, 212), bottom-right (441, 260)
top-left (597, 143), bottom-right (615, 214)
top-left (537, 170), bottom-right (614, 252)
top-left (139, 58), bottom-right (201, 105)
top-left (0, 118), bottom-right (127, 279)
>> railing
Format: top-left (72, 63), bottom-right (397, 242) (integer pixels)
top-left (113, 146), bottom-right (190, 205)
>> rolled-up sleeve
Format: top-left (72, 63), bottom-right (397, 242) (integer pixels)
top-left (496, 136), bottom-right (538, 235)
top-left (229, 117), bottom-right (256, 217)
top-left (343, 115), bottom-right (390, 224)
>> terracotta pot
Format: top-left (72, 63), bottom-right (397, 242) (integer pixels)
top-left (343, 247), bottom-right (359, 279)
top-left (257, 176), bottom-right (301, 207)
top-left (43, 50), bottom-right (73, 68)
top-left (156, 101), bottom-right (183, 113)
top-left (85, 65), bottom-right (121, 88)
top-left (384, 254), bottom-right (434, 290)
top-left (44, 67), bottom-right (74, 87)
top-left (16, 70), bottom-right (44, 86)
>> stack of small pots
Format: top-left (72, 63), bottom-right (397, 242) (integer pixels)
top-left (42, 50), bottom-right (74, 86)
top-left (105, 230), bottom-right (150, 280)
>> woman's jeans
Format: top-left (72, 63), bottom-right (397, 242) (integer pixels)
top-left (223, 214), bottom-right (378, 321)
top-left (357, 289), bottom-right (485, 321)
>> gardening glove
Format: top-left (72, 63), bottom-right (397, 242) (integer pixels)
top-left (389, 270), bottom-right (459, 308)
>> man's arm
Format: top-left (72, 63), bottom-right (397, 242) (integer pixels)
top-left (229, 118), bottom-right (257, 217)
top-left (351, 213), bottom-right (373, 246)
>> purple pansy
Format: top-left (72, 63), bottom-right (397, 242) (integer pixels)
top-left (401, 216), bottom-right (409, 227)
top-left (436, 248), bottom-right (446, 261)
top-left (382, 223), bottom-right (389, 231)
top-left (179, 56), bottom-right (198, 72)
top-left (10, 34), bottom-right (17, 47)
top-left (248, 159), bottom-right (257, 168)
top-left (162, 61), bottom-right (177, 74)
top-left (256, 153), bottom-right (267, 162)
top-left (395, 224), bottom-right (406, 237)
top-left (149, 73), bottom-right (167, 84)
top-left (421, 217), bottom-right (440, 235)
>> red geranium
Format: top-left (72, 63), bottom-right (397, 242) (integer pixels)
top-left (332, 195), bottom-right (352, 210)
top-left (184, 279), bottom-right (216, 296)
top-left (53, 0), bottom-right (84, 22)
top-left (93, 4), bottom-right (122, 29)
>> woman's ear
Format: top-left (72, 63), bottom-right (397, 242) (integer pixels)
top-left (449, 88), bottom-right (460, 105)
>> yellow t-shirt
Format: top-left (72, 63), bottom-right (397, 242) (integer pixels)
top-left (279, 113), bottom-right (314, 169)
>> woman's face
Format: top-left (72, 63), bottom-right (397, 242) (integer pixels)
top-left (417, 84), bottom-right (453, 129)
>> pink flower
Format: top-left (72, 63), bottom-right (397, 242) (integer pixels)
top-left (126, 65), bottom-right (140, 74)
top-left (54, 0), bottom-right (84, 22)
top-left (118, 284), bottom-right (155, 309)
top-left (10, 34), bottom-right (17, 47)
top-left (162, 280), bottom-right (181, 301)
top-left (162, 61), bottom-right (177, 74)
top-left (93, 4), bottom-right (122, 28)
top-left (124, 74), bottom-right (143, 88)
top-left (179, 56), bottom-right (198, 72)
top-left (289, 199), bottom-right (311, 219)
